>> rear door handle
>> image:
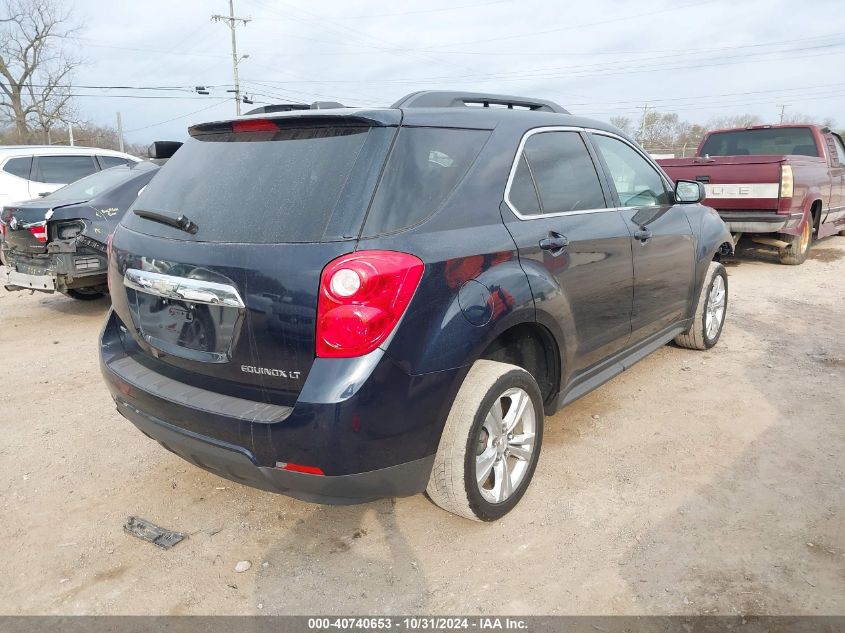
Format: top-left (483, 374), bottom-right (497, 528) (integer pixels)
top-left (539, 232), bottom-right (569, 255)
top-left (634, 228), bottom-right (653, 243)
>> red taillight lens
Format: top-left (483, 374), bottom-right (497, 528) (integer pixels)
top-left (0, 223), bottom-right (5, 237)
top-left (28, 225), bottom-right (47, 243)
top-left (276, 462), bottom-right (325, 476)
top-left (232, 119), bottom-right (278, 133)
top-left (316, 250), bottom-right (424, 358)
top-left (106, 233), bottom-right (114, 291)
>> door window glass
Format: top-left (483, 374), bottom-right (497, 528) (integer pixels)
top-left (508, 154), bottom-right (541, 215)
top-left (33, 155), bottom-right (98, 184)
top-left (512, 131), bottom-right (606, 215)
top-left (592, 134), bottom-right (670, 206)
top-left (97, 155), bottom-right (133, 169)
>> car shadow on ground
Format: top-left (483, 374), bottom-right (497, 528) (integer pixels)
top-left (253, 498), bottom-right (431, 614)
top-left (37, 293), bottom-right (111, 316)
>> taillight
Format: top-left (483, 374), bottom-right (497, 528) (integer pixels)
top-left (316, 250), bottom-right (424, 358)
top-left (780, 164), bottom-right (794, 198)
top-left (106, 233), bottom-right (114, 291)
top-left (276, 462), bottom-right (325, 476)
top-left (232, 119), bottom-right (278, 133)
top-left (28, 225), bottom-right (47, 243)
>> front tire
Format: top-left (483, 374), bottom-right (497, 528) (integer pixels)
top-left (427, 360), bottom-right (544, 521)
top-left (675, 261), bottom-right (728, 350)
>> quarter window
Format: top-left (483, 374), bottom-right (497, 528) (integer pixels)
top-left (508, 131), bottom-right (606, 216)
top-left (2, 157), bottom-right (32, 179)
top-left (97, 155), bottom-right (133, 169)
top-left (592, 134), bottom-right (670, 207)
top-left (33, 155), bottom-right (98, 184)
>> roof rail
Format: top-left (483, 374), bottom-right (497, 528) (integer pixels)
top-left (391, 90), bottom-right (568, 114)
top-left (243, 101), bottom-right (345, 116)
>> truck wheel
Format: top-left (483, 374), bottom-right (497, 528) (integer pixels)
top-left (675, 261), bottom-right (728, 351)
top-left (427, 360), bottom-right (544, 522)
top-left (65, 288), bottom-right (106, 301)
top-left (778, 219), bottom-right (812, 265)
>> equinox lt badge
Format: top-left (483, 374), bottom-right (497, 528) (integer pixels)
top-left (241, 365), bottom-right (301, 379)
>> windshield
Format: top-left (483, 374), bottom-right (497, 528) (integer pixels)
top-left (122, 126), bottom-right (395, 243)
top-left (700, 127), bottom-right (819, 157)
top-left (47, 165), bottom-right (136, 201)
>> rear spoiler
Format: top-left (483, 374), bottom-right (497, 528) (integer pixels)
top-left (147, 141), bottom-right (183, 160)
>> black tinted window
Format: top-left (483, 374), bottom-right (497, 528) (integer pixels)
top-left (98, 155), bottom-right (132, 169)
top-left (508, 154), bottom-right (541, 215)
top-left (3, 157), bottom-right (32, 179)
top-left (700, 127), bottom-right (819, 157)
top-left (592, 134), bottom-right (670, 206)
top-left (362, 127), bottom-right (490, 236)
top-left (123, 126), bottom-right (394, 243)
top-left (520, 131), bottom-right (606, 214)
top-left (34, 155), bottom-right (98, 184)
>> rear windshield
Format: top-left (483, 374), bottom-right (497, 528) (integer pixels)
top-left (123, 126), bottom-right (395, 243)
top-left (47, 165), bottom-right (135, 201)
top-left (700, 127), bottom-right (819, 157)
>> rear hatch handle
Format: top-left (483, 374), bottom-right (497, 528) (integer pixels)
top-left (124, 268), bottom-right (246, 308)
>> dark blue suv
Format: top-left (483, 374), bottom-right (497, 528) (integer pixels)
top-left (100, 91), bottom-right (732, 521)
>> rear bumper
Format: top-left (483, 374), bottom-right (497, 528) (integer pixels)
top-left (717, 211), bottom-right (803, 234)
top-left (1, 251), bottom-right (107, 292)
top-left (116, 399), bottom-right (434, 504)
top-left (100, 310), bottom-right (462, 504)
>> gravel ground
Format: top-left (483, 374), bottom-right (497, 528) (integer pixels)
top-left (1, 237), bottom-right (843, 615)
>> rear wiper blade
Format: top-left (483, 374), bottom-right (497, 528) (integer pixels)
top-left (133, 209), bottom-right (198, 234)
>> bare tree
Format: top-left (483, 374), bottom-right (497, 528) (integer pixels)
top-left (609, 116), bottom-right (634, 136)
top-left (0, 0), bottom-right (79, 142)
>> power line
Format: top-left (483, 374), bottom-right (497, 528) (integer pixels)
top-left (124, 99), bottom-right (232, 133)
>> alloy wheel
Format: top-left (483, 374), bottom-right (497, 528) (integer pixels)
top-left (475, 387), bottom-right (537, 504)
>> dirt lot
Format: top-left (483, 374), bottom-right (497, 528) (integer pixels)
top-left (1, 238), bottom-right (843, 616)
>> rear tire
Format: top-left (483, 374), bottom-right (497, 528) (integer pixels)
top-left (65, 288), bottom-right (106, 301)
top-left (675, 261), bottom-right (728, 350)
top-left (427, 360), bottom-right (544, 522)
top-left (779, 217), bottom-right (812, 265)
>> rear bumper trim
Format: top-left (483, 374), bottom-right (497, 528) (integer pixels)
top-left (108, 353), bottom-right (292, 424)
top-left (117, 400), bottom-right (434, 504)
top-left (717, 211), bottom-right (788, 234)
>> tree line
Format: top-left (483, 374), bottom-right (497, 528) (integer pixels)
top-left (610, 111), bottom-right (840, 157)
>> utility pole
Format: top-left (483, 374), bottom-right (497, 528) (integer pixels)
top-left (68, 122), bottom-right (74, 146)
top-left (116, 112), bottom-right (125, 153)
top-left (212, 0), bottom-right (250, 116)
top-left (637, 103), bottom-right (651, 144)
top-left (777, 104), bottom-right (790, 124)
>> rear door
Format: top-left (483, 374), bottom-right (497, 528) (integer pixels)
top-left (501, 128), bottom-right (634, 378)
top-left (589, 132), bottom-right (695, 343)
top-left (111, 119), bottom-right (397, 405)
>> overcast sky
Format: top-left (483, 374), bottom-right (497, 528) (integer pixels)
top-left (68, 0), bottom-right (845, 145)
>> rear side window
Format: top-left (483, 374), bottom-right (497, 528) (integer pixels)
top-left (362, 127), bottom-right (490, 236)
top-left (509, 131), bottom-right (606, 216)
top-left (3, 157), bottom-right (32, 179)
top-left (700, 127), bottom-right (819, 157)
top-left (98, 155), bottom-right (133, 169)
top-left (33, 155), bottom-right (98, 184)
top-left (123, 126), bottom-right (395, 243)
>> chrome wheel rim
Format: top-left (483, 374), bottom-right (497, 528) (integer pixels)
top-left (705, 274), bottom-right (726, 339)
top-left (475, 387), bottom-right (536, 504)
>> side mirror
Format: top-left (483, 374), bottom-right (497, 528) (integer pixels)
top-left (674, 180), bottom-right (705, 204)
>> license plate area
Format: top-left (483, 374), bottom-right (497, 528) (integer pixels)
top-left (124, 268), bottom-right (245, 363)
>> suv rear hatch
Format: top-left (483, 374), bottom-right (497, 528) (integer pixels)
top-left (111, 113), bottom-right (400, 405)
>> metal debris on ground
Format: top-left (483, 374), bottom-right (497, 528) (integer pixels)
top-left (123, 516), bottom-right (186, 549)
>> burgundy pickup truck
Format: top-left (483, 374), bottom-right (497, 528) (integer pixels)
top-left (659, 125), bottom-right (845, 264)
